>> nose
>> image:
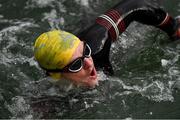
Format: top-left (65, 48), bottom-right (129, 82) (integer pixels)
top-left (83, 57), bottom-right (93, 70)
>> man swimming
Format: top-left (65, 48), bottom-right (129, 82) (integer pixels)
top-left (34, 0), bottom-right (180, 88)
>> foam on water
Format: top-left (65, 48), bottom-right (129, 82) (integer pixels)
top-left (5, 96), bottom-right (32, 119)
top-left (75, 0), bottom-right (89, 7)
top-left (0, 20), bottom-right (37, 66)
top-left (26, 0), bottom-right (56, 8)
top-left (42, 9), bottom-right (65, 29)
top-left (106, 76), bottom-right (175, 102)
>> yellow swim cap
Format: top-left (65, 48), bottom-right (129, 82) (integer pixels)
top-left (34, 30), bottom-right (80, 78)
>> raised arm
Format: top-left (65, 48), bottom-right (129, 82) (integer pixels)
top-left (77, 0), bottom-right (180, 75)
top-left (96, 0), bottom-right (179, 41)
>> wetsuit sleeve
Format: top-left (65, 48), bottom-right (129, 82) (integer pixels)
top-left (96, 0), bottom-right (176, 41)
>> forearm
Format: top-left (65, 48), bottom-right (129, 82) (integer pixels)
top-left (78, 0), bottom-right (176, 53)
top-left (96, 0), bottom-right (176, 40)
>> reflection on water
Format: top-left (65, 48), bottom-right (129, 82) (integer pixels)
top-left (0, 0), bottom-right (180, 119)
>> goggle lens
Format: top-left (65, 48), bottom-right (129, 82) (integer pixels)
top-left (69, 59), bottom-right (83, 72)
top-left (68, 43), bottom-right (91, 72)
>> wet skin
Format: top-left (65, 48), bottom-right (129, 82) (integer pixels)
top-left (62, 41), bottom-right (98, 88)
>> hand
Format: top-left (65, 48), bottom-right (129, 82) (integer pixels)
top-left (172, 16), bottom-right (180, 40)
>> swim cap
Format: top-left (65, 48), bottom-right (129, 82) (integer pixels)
top-left (34, 30), bottom-right (80, 78)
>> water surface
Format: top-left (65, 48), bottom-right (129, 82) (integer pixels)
top-left (0, 0), bottom-right (180, 119)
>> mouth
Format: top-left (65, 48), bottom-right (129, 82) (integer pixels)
top-left (82, 66), bottom-right (98, 88)
top-left (90, 67), bottom-right (97, 79)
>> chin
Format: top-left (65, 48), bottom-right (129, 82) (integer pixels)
top-left (73, 66), bottom-right (98, 88)
top-left (86, 77), bottom-right (98, 88)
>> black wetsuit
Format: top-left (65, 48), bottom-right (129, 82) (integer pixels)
top-left (77, 0), bottom-right (179, 75)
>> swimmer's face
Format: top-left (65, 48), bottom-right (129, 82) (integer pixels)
top-left (61, 41), bottom-right (98, 88)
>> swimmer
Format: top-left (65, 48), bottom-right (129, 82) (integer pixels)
top-left (34, 0), bottom-right (180, 88)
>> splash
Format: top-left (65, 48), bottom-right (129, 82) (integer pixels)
top-left (5, 96), bottom-right (33, 119)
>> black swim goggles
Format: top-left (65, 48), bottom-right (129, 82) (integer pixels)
top-left (45, 41), bottom-right (92, 73)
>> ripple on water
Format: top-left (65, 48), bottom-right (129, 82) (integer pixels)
top-left (5, 96), bottom-right (33, 119)
top-left (1, 0), bottom-right (180, 119)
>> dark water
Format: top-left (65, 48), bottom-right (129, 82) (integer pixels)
top-left (0, 0), bottom-right (180, 119)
